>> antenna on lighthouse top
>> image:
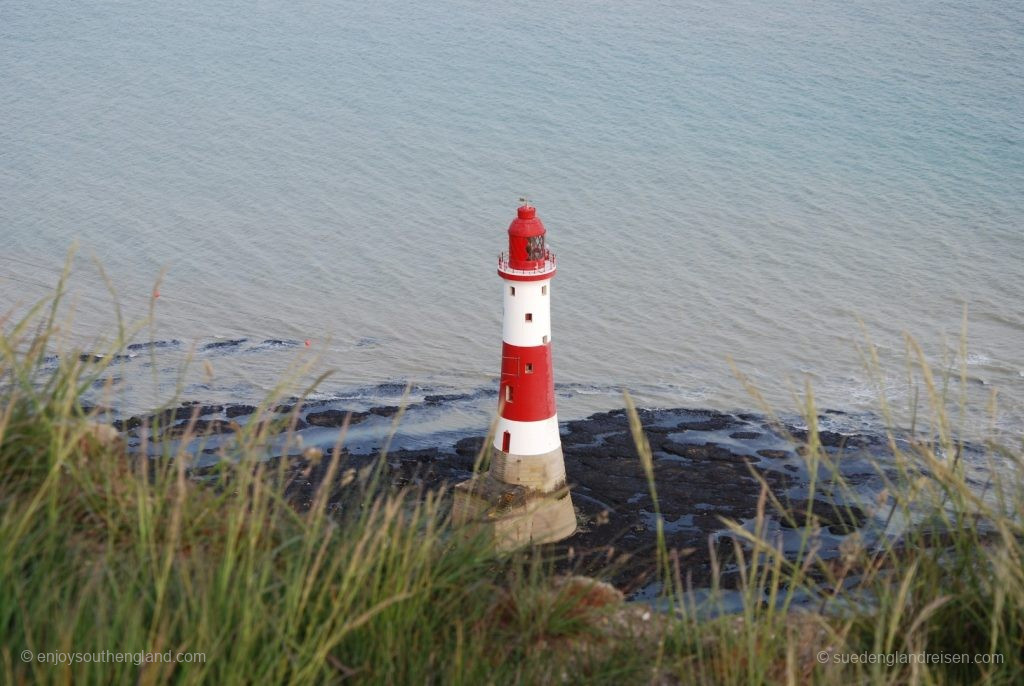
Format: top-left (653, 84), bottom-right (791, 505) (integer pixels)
top-left (519, 196), bottom-right (530, 207)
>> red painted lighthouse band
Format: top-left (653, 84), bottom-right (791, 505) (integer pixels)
top-left (498, 341), bottom-right (556, 422)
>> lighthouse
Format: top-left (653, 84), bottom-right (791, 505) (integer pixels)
top-left (452, 203), bottom-right (576, 548)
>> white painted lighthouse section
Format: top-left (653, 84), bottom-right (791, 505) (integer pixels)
top-left (492, 415), bottom-right (562, 455)
top-left (501, 278), bottom-right (552, 348)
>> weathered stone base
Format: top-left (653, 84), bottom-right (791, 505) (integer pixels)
top-left (452, 474), bottom-right (576, 549)
top-left (490, 445), bottom-right (567, 492)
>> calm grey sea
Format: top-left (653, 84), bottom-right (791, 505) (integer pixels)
top-left (2, 1), bottom-right (1022, 435)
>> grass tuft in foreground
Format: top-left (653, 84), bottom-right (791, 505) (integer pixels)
top-left (0, 290), bottom-right (655, 685)
top-left (2, 281), bottom-right (1023, 684)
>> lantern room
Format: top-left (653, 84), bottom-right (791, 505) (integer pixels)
top-left (506, 205), bottom-right (546, 270)
top-left (498, 205), bottom-right (557, 281)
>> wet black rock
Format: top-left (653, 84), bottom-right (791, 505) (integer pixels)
top-left (79, 352), bottom-right (138, 363)
top-left (660, 440), bottom-right (757, 464)
top-left (424, 393), bottom-right (471, 404)
top-left (200, 339), bottom-right (247, 351)
top-left (575, 409), bottom-right (632, 434)
top-left (675, 412), bottom-right (739, 432)
top-left (306, 409), bottom-right (368, 428)
top-left (600, 431), bottom-right (644, 451)
top-left (778, 499), bottom-right (868, 535)
top-left (150, 403), bottom-right (224, 425)
top-left (789, 428), bottom-right (865, 448)
top-left (116, 407), bottom-right (209, 430)
top-left (545, 407), bottom-right (875, 591)
top-left (560, 422), bottom-right (600, 446)
top-left (128, 402), bottom-right (890, 594)
top-left (127, 340), bottom-right (181, 351)
top-left (567, 446), bottom-right (757, 590)
top-left (181, 402), bottom-right (225, 416)
top-left (374, 382), bottom-right (416, 395)
top-left (454, 436), bottom-right (485, 457)
top-left (226, 405), bottom-right (257, 418)
top-left (112, 416), bottom-right (143, 431)
top-left (819, 431), bottom-right (851, 447)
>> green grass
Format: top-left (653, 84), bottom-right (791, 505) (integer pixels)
top-left (2, 279), bottom-right (1023, 684)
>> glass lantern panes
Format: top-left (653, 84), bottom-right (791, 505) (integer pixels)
top-left (526, 235), bottom-right (545, 260)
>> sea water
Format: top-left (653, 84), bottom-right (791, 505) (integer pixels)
top-left (2, 0), bottom-right (1022, 436)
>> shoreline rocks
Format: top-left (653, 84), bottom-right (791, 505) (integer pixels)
top-left (112, 399), bottom-right (893, 595)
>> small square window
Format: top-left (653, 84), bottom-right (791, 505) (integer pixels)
top-left (525, 363), bottom-right (534, 374)
top-left (505, 385), bottom-right (513, 403)
top-left (542, 335), bottom-right (549, 343)
top-left (510, 286), bottom-right (516, 296)
top-left (541, 285), bottom-right (547, 295)
top-left (525, 313), bottom-right (533, 322)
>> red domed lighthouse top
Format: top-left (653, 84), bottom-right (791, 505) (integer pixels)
top-left (499, 204), bottom-right (557, 280)
top-left (509, 204), bottom-right (544, 236)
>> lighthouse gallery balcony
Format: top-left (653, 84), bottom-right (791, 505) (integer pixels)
top-left (497, 250), bottom-right (557, 281)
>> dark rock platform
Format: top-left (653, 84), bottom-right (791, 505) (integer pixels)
top-left (114, 398), bottom-right (890, 596)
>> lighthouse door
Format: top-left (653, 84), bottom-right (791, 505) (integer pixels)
top-left (502, 431), bottom-right (511, 452)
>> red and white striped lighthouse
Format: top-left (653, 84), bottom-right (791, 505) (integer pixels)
top-left (493, 204), bottom-right (565, 491)
top-left (453, 203), bottom-right (576, 547)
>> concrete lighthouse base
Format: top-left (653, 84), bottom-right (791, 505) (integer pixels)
top-left (452, 474), bottom-right (577, 550)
